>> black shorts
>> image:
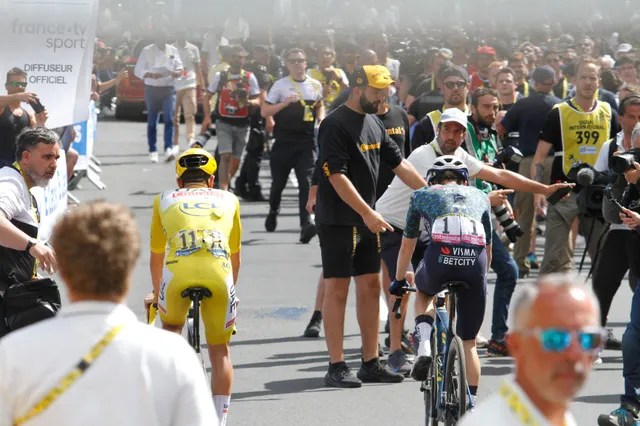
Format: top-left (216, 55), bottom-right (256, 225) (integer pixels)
top-left (415, 243), bottom-right (488, 341)
top-left (318, 224), bottom-right (381, 279)
top-left (380, 229), bottom-right (428, 280)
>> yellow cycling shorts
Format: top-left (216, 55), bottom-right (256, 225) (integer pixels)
top-left (157, 264), bottom-right (237, 345)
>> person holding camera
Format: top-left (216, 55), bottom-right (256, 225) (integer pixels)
top-left (0, 127), bottom-right (60, 338)
top-left (597, 153), bottom-right (640, 425)
top-left (591, 96), bottom-right (640, 355)
top-left (532, 56), bottom-right (621, 275)
top-left (307, 45), bottom-right (349, 110)
top-left (202, 44), bottom-right (260, 192)
top-left (0, 68), bottom-right (48, 167)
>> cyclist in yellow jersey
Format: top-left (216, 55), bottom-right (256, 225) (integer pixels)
top-left (148, 148), bottom-right (241, 426)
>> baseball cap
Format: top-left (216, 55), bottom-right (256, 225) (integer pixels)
top-left (437, 48), bottom-right (453, 60)
top-left (351, 65), bottom-right (394, 89)
top-left (532, 66), bottom-right (556, 85)
top-left (440, 108), bottom-right (468, 129)
top-left (617, 43), bottom-right (633, 56)
top-left (440, 65), bottom-right (469, 83)
top-left (477, 46), bottom-right (497, 56)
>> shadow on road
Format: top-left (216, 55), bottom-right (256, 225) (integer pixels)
top-left (575, 394), bottom-right (620, 404)
top-left (481, 366), bottom-right (513, 376)
top-left (233, 377), bottom-right (336, 401)
top-left (241, 212), bottom-right (300, 219)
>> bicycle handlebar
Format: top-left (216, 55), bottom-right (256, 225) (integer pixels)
top-left (391, 288), bottom-right (417, 319)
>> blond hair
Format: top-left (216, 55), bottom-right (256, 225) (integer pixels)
top-left (51, 201), bottom-right (141, 298)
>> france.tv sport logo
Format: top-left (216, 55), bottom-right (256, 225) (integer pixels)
top-left (12, 18), bottom-right (88, 52)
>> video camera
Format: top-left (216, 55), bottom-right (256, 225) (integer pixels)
top-left (492, 145), bottom-right (523, 169)
top-left (566, 164), bottom-right (609, 218)
top-left (610, 149), bottom-right (640, 175)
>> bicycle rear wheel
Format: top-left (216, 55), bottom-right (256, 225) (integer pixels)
top-left (423, 329), bottom-right (438, 426)
top-left (444, 336), bottom-right (467, 426)
top-left (186, 305), bottom-right (196, 349)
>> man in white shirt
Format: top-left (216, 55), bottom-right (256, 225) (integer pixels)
top-left (171, 29), bottom-right (204, 158)
top-left (459, 273), bottom-right (602, 426)
top-left (0, 201), bottom-right (218, 426)
top-left (134, 29), bottom-right (183, 163)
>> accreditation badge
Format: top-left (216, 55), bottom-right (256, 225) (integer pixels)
top-left (303, 105), bottom-right (314, 122)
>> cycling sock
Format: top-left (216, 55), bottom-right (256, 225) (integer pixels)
top-left (469, 385), bottom-right (478, 396)
top-left (415, 315), bottom-right (433, 357)
top-left (213, 395), bottom-right (231, 426)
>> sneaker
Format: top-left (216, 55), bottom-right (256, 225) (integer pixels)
top-left (410, 355), bottom-right (433, 381)
top-left (594, 355), bottom-right (603, 365)
top-left (246, 191), bottom-right (267, 202)
top-left (149, 152), bottom-right (159, 163)
top-left (357, 358), bottom-right (404, 383)
top-left (606, 328), bottom-right (623, 351)
top-left (527, 253), bottom-right (540, 269)
top-left (597, 404), bottom-right (640, 426)
top-left (387, 350), bottom-right (413, 376)
top-left (384, 330), bottom-right (416, 355)
top-left (325, 362), bottom-right (362, 388)
top-left (265, 210), bottom-right (278, 232)
top-left (476, 335), bottom-right (489, 349)
top-left (487, 339), bottom-right (509, 357)
top-left (300, 223), bottom-right (318, 244)
top-left (303, 311), bottom-right (322, 338)
top-left (165, 147), bottom-right (176, 162)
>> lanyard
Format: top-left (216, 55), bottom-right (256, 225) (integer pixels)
top-left (13, 325), bottom-right (126, 426)
top-left (499, 92), bottom-right (519, 109)
top-left (522, 80), bottom-right (529, 97)
top-left (152, 45), bottom-right (169, 68)
top-left (289, 76), bottom-right (319, 108)
top-left (499, 382), bottom-right (568, 426)
top-left (558, 77), bottom-right (568, 99)
top-left (430, 75), bottom-right (435, 92)
top-left (11, 162), bottom-right (39, 277)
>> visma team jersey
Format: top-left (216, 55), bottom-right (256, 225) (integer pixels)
top-left (403, 184), bottom-right (492, 252)
top-left (150, 188), bottom-right (242, 277)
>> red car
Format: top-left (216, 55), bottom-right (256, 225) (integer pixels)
top-left (115, 39), bottom-right (204, 120)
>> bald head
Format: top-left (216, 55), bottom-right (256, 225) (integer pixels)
top-left (360, 49), bottom-right (379, 66)
top-left (509, 273), bottom-right (600, 331)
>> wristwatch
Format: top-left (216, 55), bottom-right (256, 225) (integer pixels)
top-left (25, 237), bottom-right (38, 253)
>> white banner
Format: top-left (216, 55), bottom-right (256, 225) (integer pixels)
top-left (0, 0), bottom-right (100, 128)
top-left (72, 101), bottom-right (97, 171)
top-left (31, 149), bottom-right (68, 242)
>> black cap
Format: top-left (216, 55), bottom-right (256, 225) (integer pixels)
top-left (532, 66), bottom-right (556, 85)
top-left (441, 65), bottom-right (469, 83)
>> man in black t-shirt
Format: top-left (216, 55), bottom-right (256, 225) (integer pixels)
top-left (315, 65), bottom-right (427, 388)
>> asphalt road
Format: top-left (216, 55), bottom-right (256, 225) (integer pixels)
top-left (66, 117), bottom-right (632, 425)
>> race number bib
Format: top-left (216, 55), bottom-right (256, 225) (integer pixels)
top-left (174, 229), bottom-right (229, 258)
top-left (431, 214), bottom-right (486, 246)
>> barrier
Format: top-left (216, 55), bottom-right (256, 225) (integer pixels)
top-left (31, 150), bottom-right (68, 242)
top-left (69, 102), bottom-right (106, 193)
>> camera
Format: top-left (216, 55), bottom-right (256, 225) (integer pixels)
top-left (493, 203), bottom-right (524, 243)
top-left (492, 145), bottom-right (523, 169)
top-left (611, 149), bottom-right (640, 175)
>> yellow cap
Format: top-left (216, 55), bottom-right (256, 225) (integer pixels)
top-left (175, 148), bottom-right (217, 178)
top-left (352, 65), bottom-right (394, 89)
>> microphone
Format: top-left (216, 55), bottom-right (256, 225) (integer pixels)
top-left (577, 167), bottom-right (596, 187)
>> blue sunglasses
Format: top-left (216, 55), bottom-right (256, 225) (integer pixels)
top-left (519, 328), bottom-right (606, 353)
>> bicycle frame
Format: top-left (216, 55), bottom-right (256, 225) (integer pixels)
top-left (431, 290), bottom-right (473, 422)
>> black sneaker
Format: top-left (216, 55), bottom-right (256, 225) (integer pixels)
top-left (357, 358), bottom-right (404, 383)
top-left (605, 328), bottom-right (623, 351)
top-left (265, 210), bottom-right (278, 232)
top-left (410, 355), bottom-right (433, 381)
top-left (325, 362), bottom-right (362, 388)
top-left (487, 339), bottom-right (509, 357)
top-left (300, 223), bottom-right (318, 244)
top-left (303, 311), bottom-right (322, 338)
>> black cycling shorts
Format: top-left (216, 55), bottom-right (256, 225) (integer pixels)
top-left (415, 242), bottom-right (488, 341)
top-left (318, 224), bottom-right (381, 279)
top-left (380, 228), bottom-right (428, 280)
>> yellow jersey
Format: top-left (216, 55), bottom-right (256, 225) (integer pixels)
top-left (307, 68), bottom-right (346, 107)
top-left (150, 188), bottom-right (242, 280)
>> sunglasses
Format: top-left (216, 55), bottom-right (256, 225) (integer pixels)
top-left (287, 58), bottom-right (305, 64)
top-left (444, 81), bottom-right (467, 90)
top-left (519, 327), bottom-right (606, 353)
top-left (546, 58), bottom-right (561, 64)
top-left (9, 81), bottom-right (27, 88)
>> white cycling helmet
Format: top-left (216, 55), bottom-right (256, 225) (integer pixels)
top-left (426, 155), bottom-right (469, 185)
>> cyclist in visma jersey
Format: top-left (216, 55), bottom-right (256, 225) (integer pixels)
top-left (390, 156), bottom-right (492, 408)
top-left (148, 148), bottom-right (242, 426)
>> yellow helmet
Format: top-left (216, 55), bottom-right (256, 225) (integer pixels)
top-left (175, 148), bottom-right (217, 179)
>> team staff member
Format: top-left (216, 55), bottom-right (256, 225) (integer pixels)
top-left (497, 66), bottom-right (562, 278)
top-left (532, 56), bottom-right (620, 274)
top-left (261, 48), bottom-right (324, 244)
top-left (0, 201), bottom-right (218, 426)
top-left (202, 45), bottom-right (260, 192)
top-left (315, 65), bottom-right (428, 388)
top-left (149, 149), bottom-right (241, 425)
top-left (307, 45), bottom-right (349, 110)
top-left (411, 66), bottom-right (471, 152)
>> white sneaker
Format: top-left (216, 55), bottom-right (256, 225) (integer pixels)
top-left (172, 145), bottom-right (180, 155)
top-left (476, 335), bottom-right (489, 349)
top-left (165, 147), bottom-right (175, 162)
top-left (149, 152), bottom-right (159, 163)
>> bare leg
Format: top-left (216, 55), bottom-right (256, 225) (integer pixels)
top-left (387, 271), bottom-right (415, 353)
top-left (355, 273), bottom-right (382, 361)
top-left (463, 339), bottom-right (480, 387)
top-left (219, 153), bottom-right (233, 191)
top-left (314, 272), bottom-right (325, 311)
top-left (208, 343), bottom-right (233, 395)
top-left (323, 277), bottom-right (350, 363)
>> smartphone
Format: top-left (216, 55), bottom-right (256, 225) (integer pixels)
top-left (546, 186), bottom-right (573, 205)
top-left (30, 99), bottom-right (45, 114)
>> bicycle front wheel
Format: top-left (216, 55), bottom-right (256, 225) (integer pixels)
top-left (444, 336), bottom-right (467, 426)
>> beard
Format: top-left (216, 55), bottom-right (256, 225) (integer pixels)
top-left (27, 168), bottom-right (54, 188)
top-left (439, 137), bottom-right (459, 155)
top-left (359, 95), bottom-right (380, 114)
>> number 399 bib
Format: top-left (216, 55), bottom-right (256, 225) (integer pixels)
top-left (431, 214), bottom-right (486, 247)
